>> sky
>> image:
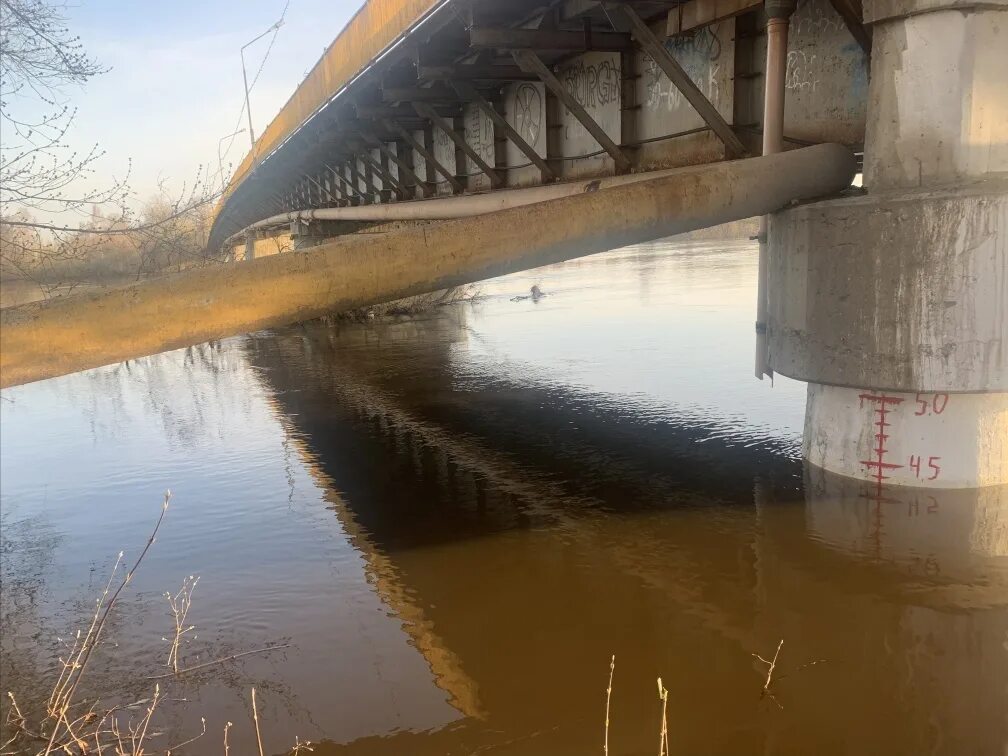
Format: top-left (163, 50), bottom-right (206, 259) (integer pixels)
top-left (30, 0), bottom-right (365, 221)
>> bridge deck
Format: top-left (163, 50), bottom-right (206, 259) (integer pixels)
top-left (212, 0), bottom-right (870, 251)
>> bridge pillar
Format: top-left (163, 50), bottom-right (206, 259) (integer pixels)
top-left (767, 0), bottom-right (1008, 488)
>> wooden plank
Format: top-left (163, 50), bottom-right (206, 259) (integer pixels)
top-left (383, 119), bottom-right (465, 193)
top-left (412, 103), bottom-right (504, 188)
top-left (451, 81), bottom-right (555, 182)
top-left (512, 49), bottom-right (631, 171)
top-left (469, 26), bottom-right (632, 51)
top-left (605, 3), bottom-right (746, 158)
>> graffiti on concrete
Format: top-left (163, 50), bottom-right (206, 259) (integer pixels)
top-left (433, 126), bottom-right (452, 149)
top-left (559, 55), bottom-right (621, 146)
top-left (511, 83), bottom-right (543, 146)
top-left (790, 0), bottom-right (844, 37)
top-left (464, 105), bottom-right (496, 190)
top-left (782, 0), bottom-right (867, 144)
top-left (410, 130), bottom-right (428, 182)
top-left (785, 50), bottom-right (821, 92)
top-left (562, 58), bottom-right (621, 110)
top-left (465, 106), bottom-right (495, 163)
top-left (643, 27), bottom-right (722, 112)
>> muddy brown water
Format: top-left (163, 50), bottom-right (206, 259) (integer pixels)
top-left (1, 240), bottom-right (1006, 755)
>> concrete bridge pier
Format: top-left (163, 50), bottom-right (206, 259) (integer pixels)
top-left (768, 0), bottom-right (1008, 488)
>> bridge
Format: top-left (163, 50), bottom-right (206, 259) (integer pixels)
top-left (0, 0), bottom-right (1005, 489)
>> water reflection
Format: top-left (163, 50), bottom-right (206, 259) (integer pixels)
top-left (2, 241), bottom-right (1005, 755)
top-left (244, 262), bottom-right (1007, 754)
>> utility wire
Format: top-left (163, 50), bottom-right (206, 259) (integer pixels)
top-left (216, 0), bottom-right (291, 186)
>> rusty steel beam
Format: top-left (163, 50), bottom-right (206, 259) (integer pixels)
top-left (469, 26), bottom-right (633, 51)
top-left (357, 134), bottom-right (434, 197)
top-left (383, 85), bottom-right (470, 103)
top-left (450, 80), bottom-right (556, 182)
top-left (604, 3), bottom-right (747, 158)
top-left (412, 103), bottom-right (504, 188)
top-left (512, 49), bottom-right (631, 171)
top-left (416, 63), bottom-right (537, 81)
top-left (382, 119), bottom-right (465, 193)
top-left (355, 148), bottom-right (410, 196)
top-left (325, 163), bottom-right (368, 201)
top-left (827, 0), bottom-right (872, 56)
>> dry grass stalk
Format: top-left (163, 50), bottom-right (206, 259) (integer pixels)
top-left (251, 688), bottom-right (265, 756)
top-left (656, 677), bottom-right (670, 756)
top-left (47, 552), bottom-right (123, 717)
top-left (39, 493), bottom-right (171, 755)
top-left (164, 575), bottom-right (200, 674)
top-left (4, 492), bottom-right (311, 756)
top-left (752, 638), bottom-right (785, 710)
top-left (604, 654), bottom-right (614, 756)
top-left (147, 644), bottom-right (290, 680)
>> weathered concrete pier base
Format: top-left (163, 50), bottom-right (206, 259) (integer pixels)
top-left (768, 0), bottom-right (1008, 487)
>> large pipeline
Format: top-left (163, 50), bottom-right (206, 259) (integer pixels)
top-left (0, 144), bottom-right (856, 388)
top-left (225, 160), bottom-right (765, 247)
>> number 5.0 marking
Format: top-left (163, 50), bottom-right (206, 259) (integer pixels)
top-left (914, 393), bottom-right (950, 416)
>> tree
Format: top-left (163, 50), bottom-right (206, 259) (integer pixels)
top-left (0, 0), bottom-right (128, 216)
top-left (0, 0), bottom-right (223, 296)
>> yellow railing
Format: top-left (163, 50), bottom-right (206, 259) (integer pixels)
top-left (218, 0), bottom-right (443, 211)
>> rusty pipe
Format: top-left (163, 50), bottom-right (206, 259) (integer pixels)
top-left (755, 1), bottom-right (796, 380)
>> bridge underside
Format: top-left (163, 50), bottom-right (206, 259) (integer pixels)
top-left (6, 0), bottom-right (1005, 489)
top-left (208, 0), bottom-right (870, 253)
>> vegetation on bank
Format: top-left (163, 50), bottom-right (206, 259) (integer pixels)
top-left (0, 494), bottom-right (301, 756)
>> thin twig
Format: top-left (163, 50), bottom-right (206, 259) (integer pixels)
top-left (165, 575), bottom-right (199, 673)
top-left (752, 639), bottom-right (784, 691)
top-left (132, 683), bottom-right (160, 754)
top-left (604, 654), bottom-right (614, 756)
top-left (251, 688), bottom-right (265, 756)
top-left (166, 716), bottom-right (205, 753)
top-left (145, 644), bottom-right (290, 679)
top-left (657, 677), bottom-right (669, 756)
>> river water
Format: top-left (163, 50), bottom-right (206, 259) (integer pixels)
top-left (2, 240), bottom-right (1006, 755)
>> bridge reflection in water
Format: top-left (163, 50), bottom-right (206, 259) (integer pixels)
top-left (2, 242), bottom-right (1004, 754)
top-left (241, 250), bottom-right (1006, 754)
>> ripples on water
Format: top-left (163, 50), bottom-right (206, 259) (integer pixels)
top-left (1, 240), bottom-right (1006, 755)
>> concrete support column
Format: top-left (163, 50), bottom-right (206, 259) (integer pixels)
top-left (243, 233), bottom-right (255, 262)
top-left (769, 0), bottom-right (1008, 488)
top-left (291, 219), bottom-right (311, 251)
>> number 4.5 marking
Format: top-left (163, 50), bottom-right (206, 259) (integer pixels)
top-left (909, 455), bottom-right (941, 481)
